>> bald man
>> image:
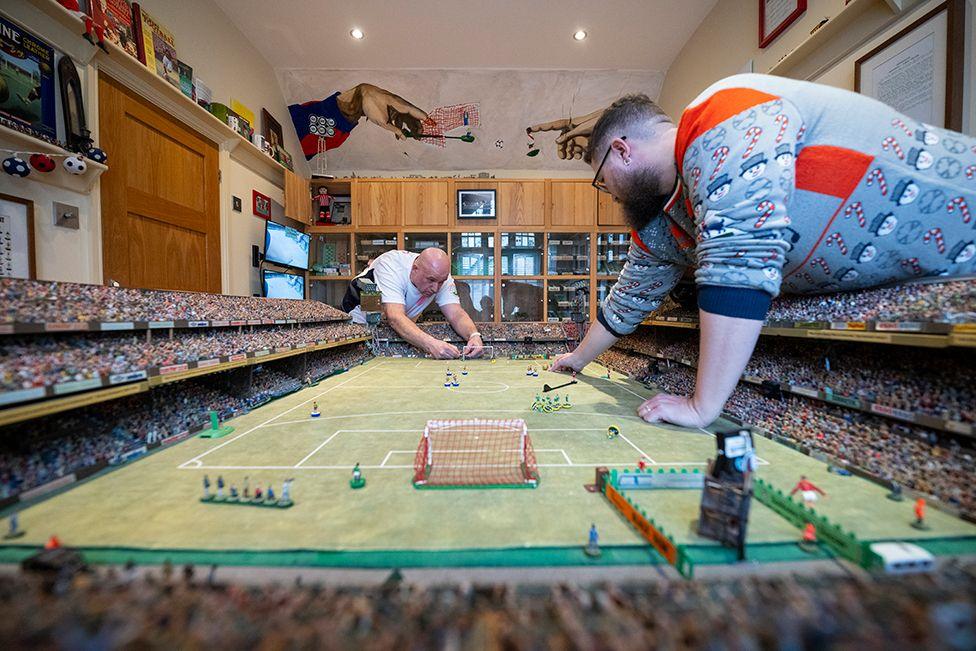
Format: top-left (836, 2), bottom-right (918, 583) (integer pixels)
top-left (343, 247), bottom-right (484, 359)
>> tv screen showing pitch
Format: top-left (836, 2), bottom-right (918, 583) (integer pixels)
top-left (264, 220), bottom-right (310, 270)
top-left (262, 270), bottom-right (305, 300)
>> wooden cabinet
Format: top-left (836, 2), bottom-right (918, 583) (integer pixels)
top-left (499, 181), bottom-right (546, 228)
top-left (402, 180), bottom-right (449, 226)
top-left (355, 180), bottom-right (402, 227)
top-left (550, 180), bottom-right (597, 227)
top-left (597, 191), bottom-right (628, 226)
top-left (284, 170), bottom-right (311, 224)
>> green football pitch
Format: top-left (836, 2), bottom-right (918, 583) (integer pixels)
top-left (4, 357), bottom-right (974, 568)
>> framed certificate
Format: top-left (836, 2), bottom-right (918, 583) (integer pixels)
top-left (760, 0), bottom-right (807, 48)
top-left (0, 194), bottom-right (36, 280)
top-left (855, 0), bottom-right (965, 130)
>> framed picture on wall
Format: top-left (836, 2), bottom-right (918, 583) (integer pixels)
top-left (0, 193), bottom-right (36, 280)
top-left (457, 189), bottom-right (497, 219)
top-left (261, 108), bottom-right (284, 157)
top-left (759, 0), bottom-right (807, 49)
top-left (253, 190), bottom-right (272, 219)
top-left (855, 0), bottom-right (965, 130)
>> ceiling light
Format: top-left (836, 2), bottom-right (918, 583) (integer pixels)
top-left (573, 30), bottom-right (587, 41)
top-left (350, 28), bottom-right (364, 40)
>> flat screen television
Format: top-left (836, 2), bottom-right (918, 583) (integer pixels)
top-left (262, 269), bottom-right (305, 300)
top-left (264, 220), bottom-right (310, 270)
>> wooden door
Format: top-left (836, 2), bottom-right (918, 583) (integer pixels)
top-left (499, 181), bottom-right (545, 228)
top-left (284, 170), bottom-right (311, 224)
top-left (597, 191), bottom-right (628, 226)
top-left (355, 180), bottom-right (402, 227)
top-left (98, 74), bottom-right (220, 292)
top-left (402, 180), bottom-right (449, 226)
top-left (550, 181), bottom-right (597, 227)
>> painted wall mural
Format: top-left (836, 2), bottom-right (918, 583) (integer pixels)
top-left (278, 69), bottom-right (663, 171)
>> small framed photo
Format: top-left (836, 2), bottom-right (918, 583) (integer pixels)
top-left (0, 193), bottom-right (36, 280)
top-left (253, 190), bottom-right (272, 219)
top-left (262, 108), bottom-right (284, 157)
top-left (759, 0), bottom-right (807, 49)
top-left (457, 189), bottom-right (497, 219)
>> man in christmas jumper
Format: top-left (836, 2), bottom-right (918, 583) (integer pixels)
top-left (550, 74), bottom-right (975, 428)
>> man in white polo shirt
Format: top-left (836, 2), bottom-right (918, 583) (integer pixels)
top-left (343, 247), bottom-right (484, 359)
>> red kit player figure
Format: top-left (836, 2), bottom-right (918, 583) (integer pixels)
top-left (638, 457), bottom-right (648, 471)
top-left (912, 498), bottom-right (931, 530)
top-left (799, 522), bottom-right (818, 553)
top-left (313, 187), bottom-right (332, 224)
top-left (790, 476), bottom-right (826, 504)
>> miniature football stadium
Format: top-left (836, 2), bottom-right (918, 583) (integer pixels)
top-left (4, 355), bottom-right (973, 575)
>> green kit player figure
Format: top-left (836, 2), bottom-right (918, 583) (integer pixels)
top-left (351, 463), bottom-right (366, 489)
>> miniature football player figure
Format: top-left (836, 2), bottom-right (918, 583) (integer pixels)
top-left (790, 476), bottom-right (826, 504)
top-left (266, 485), bottom-right (275, 502)
top-left (202, 475), bottom-right (211, 499)
top-left (311, 401), bottom-right (321, 418)
top-left (887, 482), bottom-right (904, 501)
top-left (4, 513), bottom-right (23, 539)
top-left (243, 476), bottom-right (250, 499)
top-left (585, 523), bottom-right (601, 557)
top-left (462, 366), bottom-right (468, 376)
top-left (281, 478), bottom-right (294, 503)
top-left (638, 457), bottom-right (648, 471)
top-left (912, 498), bottom-right (930, 530)
top-left (799, 522), bottom-right (818, 553)
top-left (229, 486), bottom-right (239, 500)
top-left (254, 483), bottom-right (263, 501)
top-left (351, 463), bottom-right (366, 488)
top-left (216, 475), bottom-right (224, 499)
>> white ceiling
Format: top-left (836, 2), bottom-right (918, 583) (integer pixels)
top-left (213, 0), bottom-right (717, 72)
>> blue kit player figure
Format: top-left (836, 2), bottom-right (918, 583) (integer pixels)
top-left (585, 523), bottom-right (601, 558)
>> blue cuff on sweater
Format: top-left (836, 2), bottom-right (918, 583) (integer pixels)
top-left (596, 306), bottom-right (626, 338)
top-left (697, 285), bottom-right (771, 320)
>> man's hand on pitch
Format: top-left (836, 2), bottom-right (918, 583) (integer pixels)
top-left (549, 352), bottom-right (585, 374)
top-left (462, 336), bottom-right (484, 359)
top-left (637, 393), bottom-right (709, 429)
top-left (428, 339), bottom-right (460, 359)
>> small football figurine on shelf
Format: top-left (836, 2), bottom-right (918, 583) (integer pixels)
top-left (311, 401), bottom-right (320, 418)
top-left (584, 523), bottom-right (601, 558)
top-left (350, 462), bottom-right (366, 489)
top-left (313, 186), bottom-right (333, 225)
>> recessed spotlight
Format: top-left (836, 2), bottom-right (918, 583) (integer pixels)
top-left (350, 28), bottom-right (364, 40)
top-left (573, 30), bottom-right (587, 41)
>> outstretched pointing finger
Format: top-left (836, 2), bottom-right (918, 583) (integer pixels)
top-left (527, 118), bottom-right (572, 133)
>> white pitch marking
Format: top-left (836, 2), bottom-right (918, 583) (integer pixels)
top-left (561, 449), bottom-right (572, 464)
top-left (178, 461), bottom-right (710, 471)
top-left (617, 432), bottom-right (656, 464)
top-left (294, 429), bottom-right (345, 468)
top-left (177, 361), bottom-right (386, 469)
top-left (380, 450), bottom-right (393, 467)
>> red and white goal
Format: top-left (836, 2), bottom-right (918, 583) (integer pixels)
top-left (413, 418), bottom-right (539, 488)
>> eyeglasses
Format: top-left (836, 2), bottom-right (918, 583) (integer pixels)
top-left (592, 135), bottom-right (626, 194)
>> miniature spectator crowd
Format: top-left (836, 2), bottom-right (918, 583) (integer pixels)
top-left (1, 561), bottom-right (974, 649)
top-left (1, 278), bottom-right (348, 325)
top-left (0, 345), bottom-right (370, 499)
top-left (373, 322), bottom-right (578, 358)
top-left (614, 328), bottom-right (975, 424)
top-left (597, 348), bottom-right (976, 518)
top-left (651, 279), bottom-right (976, 323)
top-left (1, 322), bottom-right (369, 396)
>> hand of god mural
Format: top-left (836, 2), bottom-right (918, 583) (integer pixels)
top-left (526, 107), bottom-right (606, 160)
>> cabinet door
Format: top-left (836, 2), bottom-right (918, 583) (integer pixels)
top-left (499, 181), bottom-right (546, 227)
top-left (284, 170), bottom-right (311, 224)
top-left (550, 181), bottom-right (597, 227)
top-left (355, 181), bottom-right (402, 227)
top-left (597, 191), bottom-right (628, 226)
top-left (402, 180), bottom-right (449, 226)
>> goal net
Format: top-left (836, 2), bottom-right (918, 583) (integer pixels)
top-left (413, 418), bottom-right (539, 488)
top-left (461, 345), bottom-right (495, 361)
